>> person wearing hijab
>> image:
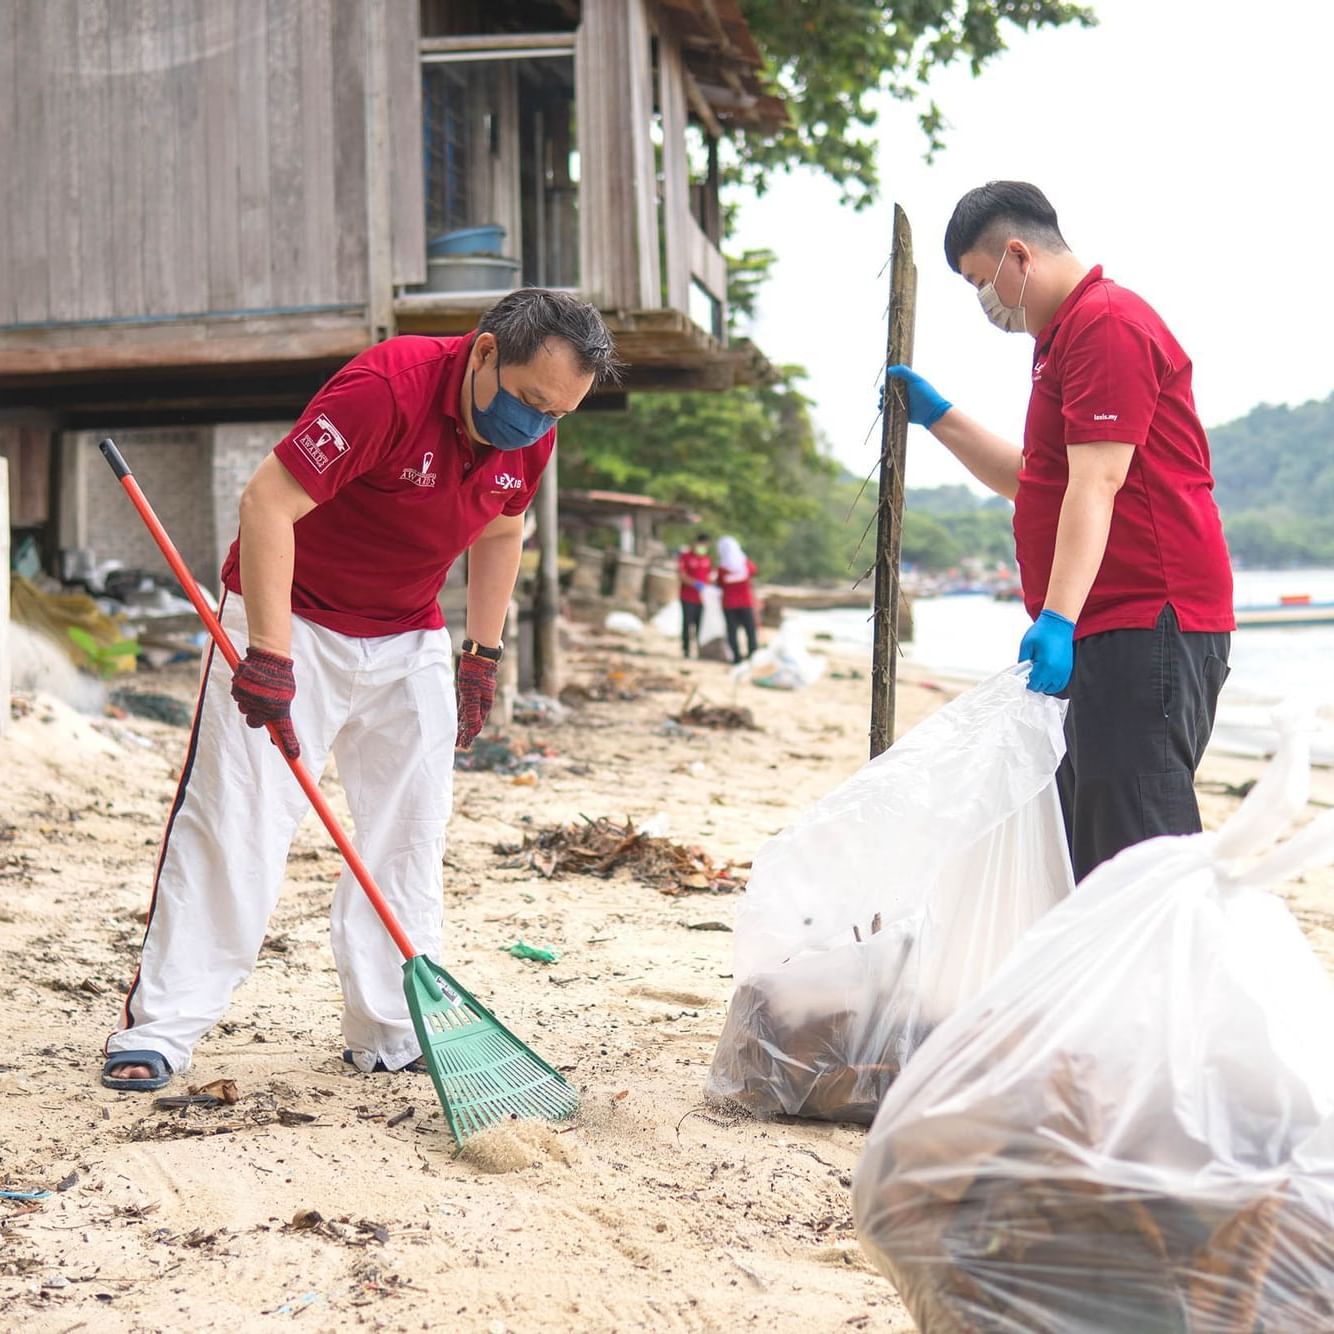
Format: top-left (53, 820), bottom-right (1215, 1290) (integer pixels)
top-left (714, 535), bottom-right (758, 663)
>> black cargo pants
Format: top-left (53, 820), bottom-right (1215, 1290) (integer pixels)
top-left (1057, 604), bottom-right (1231, 882)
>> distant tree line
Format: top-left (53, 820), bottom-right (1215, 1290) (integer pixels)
top-left (1209, 391), bottom-right (1334, 567)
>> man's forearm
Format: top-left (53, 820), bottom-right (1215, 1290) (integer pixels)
top-left (930, 410), bottom-right (1023, 500)
top-left (466, 528), bottom-right (524, 645)
top-left (238, 492), bottom-right (297, 656)
top-left (1043, 480), bottom-right (1118, 622)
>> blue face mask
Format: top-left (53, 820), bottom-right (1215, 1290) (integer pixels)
top-left (470, 353), bottom-right (557, 451)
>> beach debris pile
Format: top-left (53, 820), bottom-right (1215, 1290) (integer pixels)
top-left (454, 735), bottom-right (555, 775)
top-left (674, 702), bottom-right (759, 731)
top-left (495, 815), bottom-right (747, 894)
top-left (560, 665), bottom-right (683, 706)
top-left (129, 1081), bottom-right (323, 1141)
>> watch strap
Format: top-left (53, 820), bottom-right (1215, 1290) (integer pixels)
top-left (461, 637), bottom-right (503, 661)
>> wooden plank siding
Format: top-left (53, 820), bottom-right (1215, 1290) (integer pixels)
top-left (10, 0), bottom-right (51, 321)
top-left (330, 0), bottom-right (369, 306)
top-left (0, 0), bottom-right (401, 335)
top-left (386, 0), bottom-right (426, 287)
top-left (298, 0), bottom-right (338, 307)
top-left (264, 0), bottom-right (304, 308)
top-left (140, 0), bottom-right (178, 316)
top-left (233, 0), bottom-right (273, 309)
top-left (658, 29), bottom-right (691, 315)
top-left (75, 0), bottom-right (115, 320)
top-left (576, 0), bottom-right (661, 310)
top-left (169, 0), bottom-right (210, 318)
top-left (203, 0), bottom-right (242, 311)
top-left (0, 1), bottom-right (17, 324)
top-left (43, 2), bottom-right (83, 322)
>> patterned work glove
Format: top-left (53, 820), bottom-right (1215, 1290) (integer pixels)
top-left (230, 647), bottom-right (301, 759)
top-left (456, 653), bottom-right (499, 751)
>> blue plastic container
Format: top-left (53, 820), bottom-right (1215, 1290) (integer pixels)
top-left (427, 224), bottom-right (506, 257)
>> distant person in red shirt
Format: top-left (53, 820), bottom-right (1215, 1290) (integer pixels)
top-left (715, 535), bottom-right (759, 663)
top-left (678, 532), bottom-right (712, 658)
top-left (103, 289), bottom-right (618, 1092)
top-left (886, 182), bottom-right (1233, 881)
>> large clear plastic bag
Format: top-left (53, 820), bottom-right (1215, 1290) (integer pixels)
top-left (853, 712), bottom-right (1334, 1333)
top-left (707, 669), bottom-right (1074, 1122)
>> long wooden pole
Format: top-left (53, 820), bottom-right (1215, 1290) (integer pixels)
top-left (869, 205), bottom-right (917, 759)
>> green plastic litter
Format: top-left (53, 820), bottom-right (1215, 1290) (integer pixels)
top-left (501, 940), bottom-right (560, 964)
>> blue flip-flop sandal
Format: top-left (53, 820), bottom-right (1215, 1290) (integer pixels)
top-left (101, 1050), bottom-right (173, 1091)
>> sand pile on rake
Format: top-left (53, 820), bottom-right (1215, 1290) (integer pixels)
top-left (495, 816), bottom-right (747, 894)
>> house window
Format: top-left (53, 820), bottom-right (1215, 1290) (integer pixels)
top-left (420, 46), bottom-right (578, 292)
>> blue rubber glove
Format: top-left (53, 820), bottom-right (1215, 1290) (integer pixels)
top-left (1018, 610), bottom-right (1076, 694)
top-left (694, 581), bottom-right (707, 592)
top-left (883, 365), bottom-right (953, 428)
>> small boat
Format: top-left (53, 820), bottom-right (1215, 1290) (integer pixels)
top-left (1234, 597), bottom-right (1334, 628)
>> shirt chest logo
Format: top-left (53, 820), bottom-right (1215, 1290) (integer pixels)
top-left (400, 451), bottom-right (437, 488)
top-left (294, 414), bottom-right (349, 474)
top-left (1032, 358), bottom-right (1047, 382)
top-left (490, 471), bottom-right (524, 494)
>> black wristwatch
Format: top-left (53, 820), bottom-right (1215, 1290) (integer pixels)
top-left (460, 637), bottom-right (504, 662)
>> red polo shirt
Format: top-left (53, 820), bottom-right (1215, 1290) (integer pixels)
top-left (678, 550), bottom-right (712, 604)
top-left (715, 559), bottom-right (758, 610)
top-left (1015, 266), bottom-right (1234, 639)
top-left (220, 333), bottom-right (554, 637)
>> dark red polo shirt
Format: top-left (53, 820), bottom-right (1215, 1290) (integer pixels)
top-left (220, 333), bottom-right (554, 637)
top-left (715, 559), bottom-right (758, 610)
top-left (1015, 266), bottom-right (1234, 639)
top-left (678, 550), bottom-right (712, 604)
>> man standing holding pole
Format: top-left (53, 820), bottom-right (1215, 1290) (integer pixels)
top-left (887, 182), bottom-right (1233, 881)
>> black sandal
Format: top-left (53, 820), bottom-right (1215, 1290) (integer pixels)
top-left (341, 1049), bottom-right (427, 1074)
top-left (101, 1049), bottom-right (173, 1092)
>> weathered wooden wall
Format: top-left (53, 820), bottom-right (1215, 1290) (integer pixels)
top-left (0, 0), bottom-right (424, 331)
top-left (576, 0), bottom-right (661, 310)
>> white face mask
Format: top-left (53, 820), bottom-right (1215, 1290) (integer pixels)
top-left (978, 250), bottom-right (1029, 334)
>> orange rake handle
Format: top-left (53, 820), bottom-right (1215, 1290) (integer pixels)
top-left (99, 437), bottom-right (418, 964)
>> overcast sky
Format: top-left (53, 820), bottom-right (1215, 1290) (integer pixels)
top-left (731, 0), bottom-right (1334, 492)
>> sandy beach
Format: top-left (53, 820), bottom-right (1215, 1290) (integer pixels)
top-left (2, 622), bottom-right (1331, 1333)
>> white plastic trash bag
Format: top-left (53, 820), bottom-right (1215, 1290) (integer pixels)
top-left (699, 583), bottom-right (726, 647)
top-left (707, 668), bottom-right (1074, 1122)
top-left (852, 710), bottom-right (1334, 1333)
top-left (651, 585), bottom-right (727, 648)
top-left (742, 618), bottom-right (825, 690)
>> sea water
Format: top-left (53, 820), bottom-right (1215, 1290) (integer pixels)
top-left (784, 569), bottom-right (1334, 762)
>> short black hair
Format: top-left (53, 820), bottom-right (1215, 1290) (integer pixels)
top-left (478, 287), bottom-right (623, 385)
top-left (694, 531), bottom-right (710, 543)
top-left (943, 182), bottom-right (1069, 274)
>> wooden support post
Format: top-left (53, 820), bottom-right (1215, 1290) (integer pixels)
top-left (533, 458), bottom-right (562, 697)
top-left (869, 205), bottom-right (917, 759)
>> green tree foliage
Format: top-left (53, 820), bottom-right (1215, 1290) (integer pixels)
top-left (557, 369), bottom-right (843, 578)
top-left (902, 486), bottom-right (1015, 568)
top-left (736, 0), bottom-right (1097, 206)
top-left (1208, 390), bottom-right (1334, 566)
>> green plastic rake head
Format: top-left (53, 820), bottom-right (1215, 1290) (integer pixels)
top-left (404, 956), bottom-right (580, 1144)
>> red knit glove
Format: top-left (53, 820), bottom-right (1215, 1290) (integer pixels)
top-left (230, 647), bottom-right (301, 760)
top-left (455, 653), bottom-right (498, 751)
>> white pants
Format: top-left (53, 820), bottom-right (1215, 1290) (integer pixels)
top-left (107, 596), bottom-right (456, 1074)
